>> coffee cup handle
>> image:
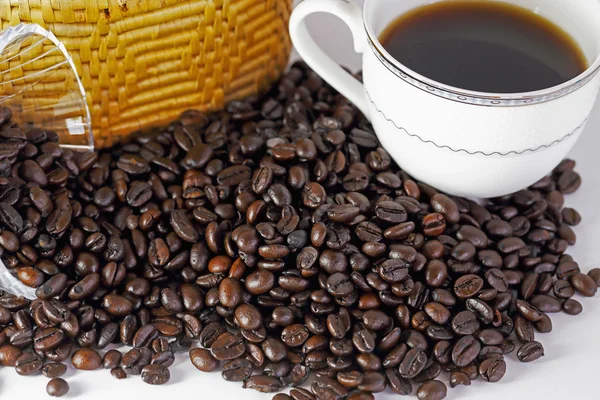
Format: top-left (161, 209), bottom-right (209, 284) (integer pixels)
top-left (290, 0), bottom-right (370, 118)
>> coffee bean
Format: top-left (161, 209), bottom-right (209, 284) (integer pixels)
top-left (449, 371), bottom-right (471, 388)
top-left (531, 295), bottom-right (562, 313)
top-left (262, 338), bottom-right (287, 362)
top-left (563, 299), bottom-right (583, 315)
top-left (33, 327), bottom-right (64, 352)
top-left (47, 378), bottom-right (69, 397)
top-left (515, 316), bottom-right (535, 342)
top-left (282, 324), bottom-right (309, 347)
top-left (235, 304), bottom-right (263, 330)
top-left (170, 209), bottom-right (199, 243)
top-left (101, 349), bottom-right (122, 369)
top-left (222, 358), bottom-right (253, 381)
top-left (558, 171), bottom-right (581, 194)
top-left (424, 302), bottom-right (450, 325)
top-left (479, 357), bottom-right (506, 382)
top-left (111, 367), bottom-right (127, 380)
top-left (15, 352), bottom-right (43, 375)
top-left (562, 207), bottom-right (581, 226)
top-left (103, 294), bottom-right (133, 317)
top-left (417, 380), bottom-right (447, 400)
top-left (71, 348), bottom-right (101, 370)
top-left (466, 298), bottom-right (494, 324)
top-left (188, 348), bottom-right (218, 372)
top-left (451, 311), bottom-right (480, 335)
top-left (534, 314), bottom-right (553, 333)
top-left (0, 202), bottom-right (24, 233)
top-left (243, 375), bottom-right (283, 393)
top-left (516, 300), bottom-right (544, 322)
top-left (452, 335), bottom-right (481, 367)
top-left (517, 341), bottom-right (545, 363)
top-left (141, 364), bottom-right (170, 385)
top-left (356, 371), bottom-right (386, 393)
top-left (477, 329), bottom-right (504, 346)
top-left (399, 348), bottom-right (427, 379)
top-left (457, 226), bottom-right (488, 248)
top-left (42, 362), bottom-right (67, 378)
top-left (211, 332), bottom-right (245, 361)
top-left (122, 347), bottom-right (152, 375)
top-left (454, 275), bottom-right (483, 299)
top-left (571, 273), bottom-right (597, 297)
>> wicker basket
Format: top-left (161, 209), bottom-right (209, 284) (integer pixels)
top-left (0, 0), bottom-right (293, 148)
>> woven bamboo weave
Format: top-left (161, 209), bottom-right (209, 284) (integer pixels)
top-left (0, 0), bottom-right (293, 148)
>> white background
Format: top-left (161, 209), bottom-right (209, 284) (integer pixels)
top-left (2, 2), bottom-right (600, 399)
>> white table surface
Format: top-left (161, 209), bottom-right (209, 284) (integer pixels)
top-left (2, 4), bottom-right (600, 399)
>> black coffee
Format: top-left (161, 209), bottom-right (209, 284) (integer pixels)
top-left (379, 1), bottom-right (588, 93)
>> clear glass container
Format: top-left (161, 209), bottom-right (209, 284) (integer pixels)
top-left (0, 23), bottom-right (93, 150)
top-left (0, 23), bottom-right (92, 299)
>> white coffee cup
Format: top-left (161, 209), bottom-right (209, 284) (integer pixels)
top-left (290, 0), bottom-right (600, 198)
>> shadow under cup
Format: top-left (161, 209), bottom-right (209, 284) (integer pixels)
top-left (361, 0), bottom-right (600, 197)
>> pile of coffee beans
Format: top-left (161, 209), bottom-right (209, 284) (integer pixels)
top-left (0, 61), bottom-right (596, 400)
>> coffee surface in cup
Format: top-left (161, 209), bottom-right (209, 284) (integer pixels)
top-left (379, 1), bottom-right (588, 93)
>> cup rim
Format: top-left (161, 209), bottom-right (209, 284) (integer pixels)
top-left (363, 0), bottom-right (600, 105)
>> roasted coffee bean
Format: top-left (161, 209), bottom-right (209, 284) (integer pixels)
top-left (189, 348), bottom-right (218, 372)
top-left (0, 202), bottom-right (23, 232)
top-left (141, 364), bottom-right (170, 385)
top-left (102, 349), bottom-right (122, 370)
top-left (38, 360), bottom-right (66, 379)
top-left (222, 358), bottom-right (253, 381)
top-left (454, 275), bottom-right (483, 299)
top-left (243, 375), bottom-right (283, 393)
top-left (15, 352), bottom-right (43, 375)
top-left (534, 314), bottom-right (553, 333)
top-left (417, 380), bottom-right (447, 400)
top-left (282, 363), bottom-right (310, 386)
top-left (479, 357), bottom-right (506, 383)
top-left (122, 347), bottom-right (152, 375)
top-left (571, 273), bottom-right (597, 297)
top-left (46, 378), bottom-right (69, 397)
top-left (414, 362), bottom-right (441, 383)
top-left (531, 295), bottom-right (562, 313)
top-left (515, 316), bottom-right (535, 342)
top-left (421, 213), bottom-right (446, 237)
top-left (170, 209), bottom-right (199, 243)
top-left (466, 298), bottom-right (494, 324)
top-left (516, 300), bottom-right (544, 322)
top-left (517, 341), bottom-right (545, 363)
top-left (563, 299), bottom-right (583, 315)
top-left (338, 370), bottom-right (364, 389)
top-left (449, 371), bottom-right (471, 388)
top-left (33, 327), bottom-right (64, 351)
top-left (399, 348), bottom-right (427, 379)
top-left (282, 324), bottom-right (309, 347)
top-left (151, 350), bottom-right (175, 367)
top-left (375, 201), bottom-right (407, 224)
top-left (356, 371), bottom-right (386, 393)
top-left (290, 387), bottom-right (316, 400)
top-left (0, 344), bottom-right (21, 366)
top-left (110, 367), bottom-right (127, 380)
top-left (11, 328), bottom-right (33, 348)
top-left (451, 311), bottom-right (480, 335)
top-left (424, 302), bottom-right (450, 325)
top-left (235, 304), bottom-right (263, 330)
top-left (71, 348), bottom-right (101, 370)
top-left (210, 332), bottom-right (245, 361)
top-left (452, 335), bottom-right (481, 367)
